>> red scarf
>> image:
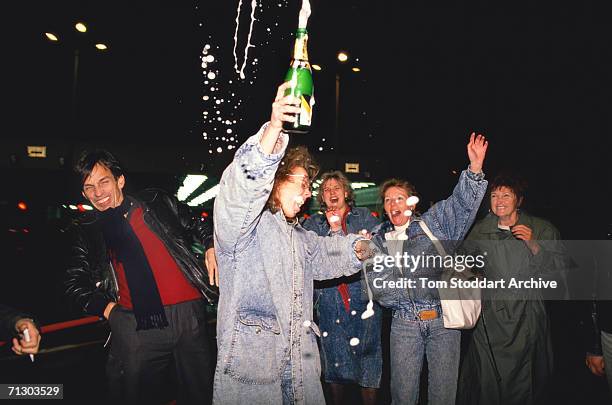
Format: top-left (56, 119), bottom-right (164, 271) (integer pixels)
top-left (337, 209), bottom-right (351, 312)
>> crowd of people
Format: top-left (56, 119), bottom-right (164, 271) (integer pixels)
top-left (1, 81), bottom-right (606, 405)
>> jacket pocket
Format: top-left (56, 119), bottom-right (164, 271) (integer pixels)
top-left (224, 310), bottom-right (282, 385)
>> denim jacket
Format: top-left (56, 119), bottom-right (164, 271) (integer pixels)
top-left (212, 123), bottom-right (364, 405)
top-left (303, 206), bottom-right (380, 302)
top-left (366, 169), bottom-right (487, 317)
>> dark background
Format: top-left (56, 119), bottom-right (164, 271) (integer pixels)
top-left (1, 1), bottom-right (610, 403)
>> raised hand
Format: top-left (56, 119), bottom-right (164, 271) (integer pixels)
top-left (269, 82), bottom-right (301, 130)
top-left (467, 132), bottom-right (488, 174)
top-left (261, 82), bottom-right (302, 154)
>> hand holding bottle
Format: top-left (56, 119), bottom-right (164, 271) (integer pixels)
top-left (270, 82), bottom-right (301, 130)
top-left (261, 82), bottom-right (301, 154)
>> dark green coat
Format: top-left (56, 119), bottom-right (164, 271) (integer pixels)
top-left (457, 212), bottom-right (565, 405)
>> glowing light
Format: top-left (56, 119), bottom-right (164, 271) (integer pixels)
top-left (45, 33), bottom-right (58, 41)
top-left (187, 184), bottom-right (221, 206)
top-left (95, 43), bottom-right (108, 50)
top-left (350, 182), bottom-right (376, 189)
top-left (312, 64), bottom-right (322, 71)
top-left (337, 52), bottom-right (349, 62)
top-left (17, 202), bottom-right (27, 211)
top-left (177, 175), bottom-right (208, 201)
top-left (351, 67), bottom-right (361, 72)
top-left (75, 22), bottom-right (87, 33)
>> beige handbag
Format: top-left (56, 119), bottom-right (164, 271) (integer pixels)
top-left (418, 221), bottom-right (481, 329)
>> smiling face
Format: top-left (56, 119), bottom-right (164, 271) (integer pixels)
top-left (322, 178), bottom-right (348, 213)
top-left (276, 166), bottom-right (312, 220)
top-left (490, 186), bottom-right (521, 222)
top-left (383, 186), bottom-right (416, 227)
top-left (82, 163), bottom-right (125, 211)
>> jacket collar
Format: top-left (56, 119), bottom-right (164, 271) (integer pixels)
top-left (478, 211), bottom-right (532, 234)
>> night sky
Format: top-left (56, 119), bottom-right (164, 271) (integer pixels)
top-left (2, 0), bottom-right (610, 237)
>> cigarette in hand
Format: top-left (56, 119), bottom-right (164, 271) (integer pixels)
top-left (23, 328), bottom-right (35, 362)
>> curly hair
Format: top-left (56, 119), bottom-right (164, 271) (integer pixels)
top-left (266, 146), bottom-right (320, 213)
top-left (317, 171), bottom-right (355, 209)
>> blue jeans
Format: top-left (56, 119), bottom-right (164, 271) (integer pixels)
top-left (390, 315), bottom-right (460, 405)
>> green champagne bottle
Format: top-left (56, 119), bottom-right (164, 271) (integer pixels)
top-left (283, 28), bottom-right (314, 134)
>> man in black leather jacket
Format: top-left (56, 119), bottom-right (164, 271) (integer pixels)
top-left (65, 149), bottom-right (216, 404)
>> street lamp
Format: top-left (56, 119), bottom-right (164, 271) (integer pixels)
top-left (75, 22), bottom-right (87, 33)
top-left (45, 32), bottom-right (58, 41)
top-left (334, 51), bottom-right (350, 166)
top-left (44, 22), bottom-right (108, 128)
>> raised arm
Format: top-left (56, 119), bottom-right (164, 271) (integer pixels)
top-left (424, 133), bottom-right (489, 240)
top-left (214, 83), bottom-right (300, 253)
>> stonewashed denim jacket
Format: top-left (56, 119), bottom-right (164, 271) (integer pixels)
top-left (212, 123), bottom-right (365, 405)
top-left (367, 169), bottom-right (487, 316)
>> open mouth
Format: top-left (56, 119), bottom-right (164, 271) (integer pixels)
top-left (293, 195), bottom-right (304, 209)
top-left (97, 196), bottom-right (111, 205)
top-left (330, 197), bottom-right (339, 205)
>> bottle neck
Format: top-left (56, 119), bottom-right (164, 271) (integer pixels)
top-left (292, 30), bottom-right (309, 61)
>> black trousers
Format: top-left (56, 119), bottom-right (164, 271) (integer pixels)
top-left (106, 299), bottom-right (212, 405)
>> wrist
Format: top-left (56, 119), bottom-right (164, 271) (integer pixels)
top-left (468, 164), bottom-right (482, 174)
top-left (104, 302), bottom-right (117, 320)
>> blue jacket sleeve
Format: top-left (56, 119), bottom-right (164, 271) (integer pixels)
top-left (423, 168), bottom-right (488, 240)
top-left (213, 123), bottom-right (288, 254)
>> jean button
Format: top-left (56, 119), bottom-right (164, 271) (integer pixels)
top-left (255, 327), bottom-right (261, 334)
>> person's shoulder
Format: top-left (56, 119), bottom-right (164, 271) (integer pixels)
top-left (372, 220), bottom-right (390, 235)
top-left (136, 188), bottom-right (171, 204)
top-left (465, 213), bottom-right (497, 237)
top-left (69, 209), bottom-right (99, 229)
top-left (302, 212), bottom-right (325, 231)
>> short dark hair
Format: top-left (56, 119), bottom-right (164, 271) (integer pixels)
top-left (489, 172), bottom-right (527, 204)
top-left (74, 149), bottom-right (124, 186)
top-left (266, 146), bottom-right (319, 213)
top-left (317, 171), bottom-right (355, 209)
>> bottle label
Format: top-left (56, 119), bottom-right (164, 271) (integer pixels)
top-left (299, 95), bottom-right (312, 126)
top-left (293, 34), bottom-right (309, 61)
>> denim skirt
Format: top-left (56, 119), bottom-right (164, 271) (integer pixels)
top-left (315, 278), bottom-right (383, 388)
